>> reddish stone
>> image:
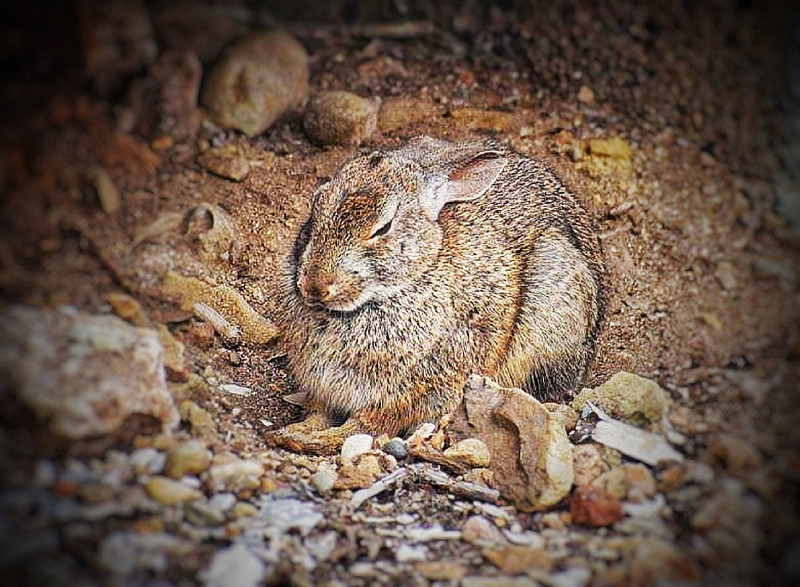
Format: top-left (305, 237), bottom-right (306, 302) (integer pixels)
top-left (570, 485), bottom-right (624, 526)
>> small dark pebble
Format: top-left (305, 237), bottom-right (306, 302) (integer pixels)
top-left (383, 438), bottom-right (408, 460)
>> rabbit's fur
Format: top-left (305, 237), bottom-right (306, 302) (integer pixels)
top-left (273, 135), bottom-right (607, 440)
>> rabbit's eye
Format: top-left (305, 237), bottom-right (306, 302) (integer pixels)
top-left (369, 219), bottom-right (393, 240)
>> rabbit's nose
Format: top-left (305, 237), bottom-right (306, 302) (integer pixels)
top-left (299, 272), bottom-right (340, 303)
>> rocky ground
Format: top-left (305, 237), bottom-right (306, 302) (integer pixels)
top-left (1, 0), bottom-right (800, 585)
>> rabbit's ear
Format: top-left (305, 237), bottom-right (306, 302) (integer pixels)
top-left (420, 153), bottom-right (508, 221)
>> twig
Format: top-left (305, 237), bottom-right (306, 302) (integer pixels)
top-left (410, 463), bottom-right (500, 502)
top-left (349, 468), bottom-right (410, 509)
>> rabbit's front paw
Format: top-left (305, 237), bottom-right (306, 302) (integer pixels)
top-left (266, 413), bottom-right (363, 455)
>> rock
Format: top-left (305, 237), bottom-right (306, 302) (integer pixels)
top-left (715, 261), bottom-right (739, 291)
top-left (620, 463), bottom-right (657, 502)
top-left (545, 403), bottom-right (579, 431)
top-left (462, 516), bottom-right (507, 547)
top-left (451, 375), bottom-right (574, 511)
top-left (708, 433), bottom-right (763, 477)
top-left (303, 91), bottom-right (381, 146)
top-left (547, 567), bottom-right (592, 587)
top-left (657, 463), bottom-right (686, 492)
top-left (690, 478), bottom-right (765, 531)
top-left (156, 324), bottom-right (189, 382)
top-left (77, 0), bottom-right (157, 95)
top-left (256, 497), bottom-right (323, 537)
top-left (0, 305), bottom-right (178, 439)
top-left (164, 440), bottom-right (211, 479)
top-left (130, 447), bottom-right (167, 475)
top-left (461, 577), bottom-right (538, 587)
top-left (207, 456), bottom-right (265, 492)
top-left (572, 444), bottom-right (605, 487)
top-left (148, 49), bottom-right (204, 142)
top-left (233, 502), bottom-right (258, 519)
top-left (443, 438), bottom-right (491, 469)
top-left (482, 544), bottom-right (554, 574)
top-left (201, 542), bottom-right (265, 587)
top-left (144, 476), bottom-right (201, 505)
top-left (415, 561), bottom-right (468, 581)
top-left (383, 438), bottom-right (408, 460)
top-left (208, 493), bottom-right (237, 513)
top-left (185, 500), bottom-right (227, 526)
top-left (107, 291), bottom-right (150, 326)
top-left (201, 31), bottom-right (309, 137)
top-left (310, 467), bottom-right (337, 495)
top-left (341, 434), bottom-right (374, 465)
top-left (628, 539), bottom-right (701, 585)
top-left (396, 544), bottom-right (427, 562)
top-left (179, 400), bottom-right (218, 437)
top-left (197, 145), bottom-right (251, 182)
top-left (570, 485), bottom-right (624, 527)
top-left (577, 85), bottom-right (596, 105)
top-left (335, 454), bottom-right (386, 489)
top-left (86, 166), bottom-right (121, 214)
top-left (462, 467), bottom-right (495, 488)
top-left (586, 137), bottom-right (632, 160)
top-left (98, 531), bottom-right (194, 576)
top-left (572, 372), bottom-right (669, 425)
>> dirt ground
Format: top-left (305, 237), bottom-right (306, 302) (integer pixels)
top-left (1, 0), bottom-right (799, 585)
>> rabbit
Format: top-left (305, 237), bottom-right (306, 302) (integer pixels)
top-left (267, 135), bottom-right (607, 453)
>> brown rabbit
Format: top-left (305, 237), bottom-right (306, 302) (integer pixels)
top-left (268, 135), bottom-right (607, 453)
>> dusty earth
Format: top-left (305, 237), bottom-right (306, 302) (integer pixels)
top-left (1, 0), bottom-right (800, 585)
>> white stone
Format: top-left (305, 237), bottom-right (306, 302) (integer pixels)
top-left (341, 434), bottom-right (374, 464)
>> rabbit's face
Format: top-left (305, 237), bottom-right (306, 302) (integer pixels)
top-left (295, 152), bottom-right (442, 313)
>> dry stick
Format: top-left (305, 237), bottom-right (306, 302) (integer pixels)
top-left (411, 463), bottom-right (500, 503)
top-left (350, 468), bottom-right (410, 509)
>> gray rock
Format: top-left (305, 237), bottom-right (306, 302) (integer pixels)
top-left (310, 467), bottom-right (337, 495)
top-left (0, 305), bottom-right (178, 439)
top-left (383, 438), bottom-right (408, 460)
top-left (130, 447), bottom-right (167, 475)
top-left (201, 31), bottom-right (309, 137)
top-left (201, 542), bottom-right (265, 587)
top-left (98, 531), bottom-right (194, 576)
top-left (256, 497), bottom-right (323, 538)
top-left (207, 493), bottom-right (237, 513)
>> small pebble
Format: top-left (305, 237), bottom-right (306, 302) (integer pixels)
top-left (461, 516), bottom-right (506, 547)
top-left (164, 440), bottom-right (211, 479)
top-left (443, 438), bottom-right (491, 468)
top-left (196, 145), bottom-right (251, 182)
top-left (341, 434), bottom-right (374, 465)
top-left (311, 468), bottom-right (337, 495)
top-left (383, 438), bottom-right (408, 460)
top-left (86, 166), bottom-right (121, 214)
top-left (185, 500), bottom-right (227, 526)
top-left (144, 476), bottom-right (201, 505)
top-left (395, 543), bottom-right (427, 563)
top-left (207, 493), bottom-right (237, 513)
top-left (232, 502), bottom-right (258, 519)
top-left (202, 542), bottom-right (265, 587)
